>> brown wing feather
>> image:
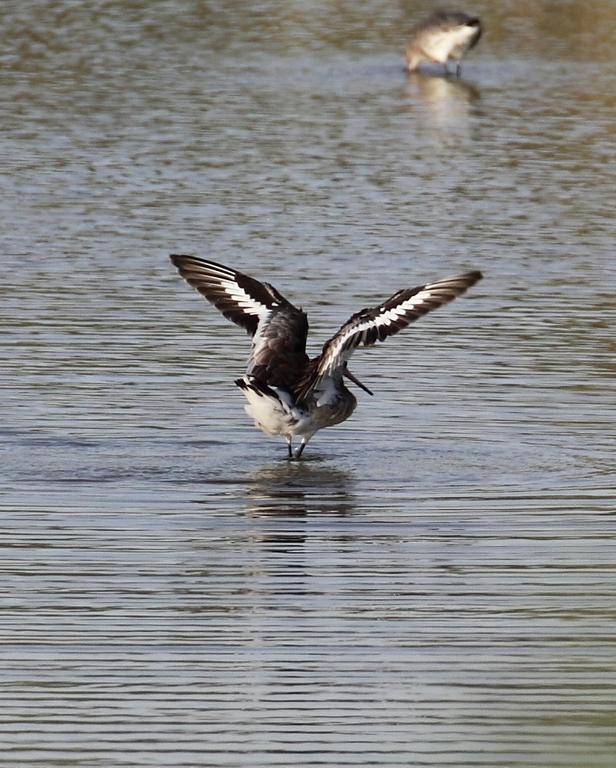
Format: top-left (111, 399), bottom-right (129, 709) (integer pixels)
top-left (170, 255), bottom-right (287, 335)
top-left (170, 255), bottom-right (310, 389)
top-left (296, 270), bottom-right (482, 401)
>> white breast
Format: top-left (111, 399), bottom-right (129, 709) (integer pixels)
top-left (423, 26), bottom-right (477, 62)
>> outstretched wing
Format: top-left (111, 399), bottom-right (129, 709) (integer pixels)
top-left (170, 255), bottom-right (309, 387)
top-left (170, 255), bottom-right (287, 335)
top-left (297, 270), bottom-right (482, 400)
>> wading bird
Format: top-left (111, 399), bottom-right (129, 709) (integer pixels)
top-left (405, 10), bottom-right (482, 76)
top-left (170, 255), bottom-right (482, 459)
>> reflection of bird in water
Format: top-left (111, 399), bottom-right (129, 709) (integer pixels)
top-left (405, 10), bottom-right (482, 76)
top-left (170, 256), bottom-right (481, 459)
top-left (240, 465), bottom-right (354, 586)
top-left (409, 70), bottom-right (480, 103)
top-left (406, 71), bottom-right (480, 133)
top-left (246, 462), bottom-right (354, 518)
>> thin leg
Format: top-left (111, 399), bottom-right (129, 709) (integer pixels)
top-left (294, 439), bottom-right (308, 460)
top-left (456, 62), bottom-right (462, 78)
top-left (286, 437), bottom-right (293, 459)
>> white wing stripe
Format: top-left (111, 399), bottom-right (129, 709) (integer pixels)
top-left (227, 292), bottom-right (262, 306)
top-left (315, 288), bottom-right (441, 374)
top-left (236, 303), bottom-right (263, 314)
top-left (250, 310), bottom-right (275, 365)
top-left (217, 282), bottom-right (272, 316)
top-left (328, 290), bottom-right (432, 353)
top-left (379, 295), bottom-right (427, 324)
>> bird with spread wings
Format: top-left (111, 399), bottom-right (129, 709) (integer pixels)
top-left (170, 255), bottom-right (482, 459)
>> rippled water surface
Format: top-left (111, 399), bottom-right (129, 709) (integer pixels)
top-left (1, 1), bottom-right (616, 765)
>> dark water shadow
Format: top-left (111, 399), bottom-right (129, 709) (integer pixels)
top-left (245, 459), bottom-right (355, 519)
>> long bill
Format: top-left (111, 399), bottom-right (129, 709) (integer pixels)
top-left (343, 366), bottom-right (374, 396)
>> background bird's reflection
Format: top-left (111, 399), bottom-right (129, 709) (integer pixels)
top-left (405, 71), bottom-right (480, 137)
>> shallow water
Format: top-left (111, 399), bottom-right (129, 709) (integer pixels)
top-left (1, 1), bottom-right (616, 765)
